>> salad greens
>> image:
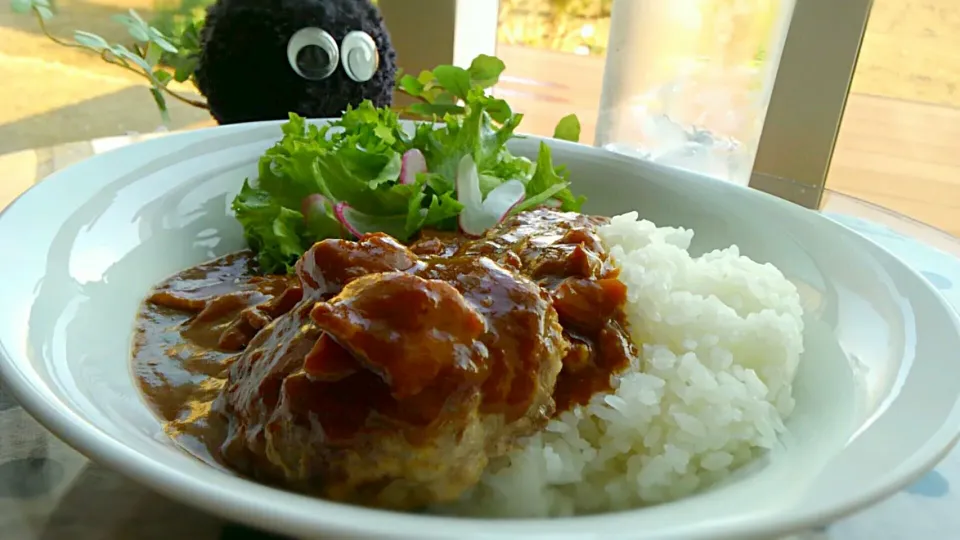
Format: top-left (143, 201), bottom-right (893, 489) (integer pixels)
top-left (232, 54), bottom-right (586, 274)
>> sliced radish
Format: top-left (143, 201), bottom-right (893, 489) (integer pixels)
top-left (301, 193), bottom-right (330, 223)
top-left (301, 193), bottom-right (347, 240)
top-left (333, 202), bottom-right (409, 240)
top-left (487, 179), bottom-right (526, 215)
top-left (543, 198), bottom-right (562, 208)
top-left (333, 202), bottom-right (362, 238)
top-left (456, 155), bottom-right (526, 236)
top-left (399, 149), bottom-right (427, 185)
top-left (456, 154), bottom-right (484, 209)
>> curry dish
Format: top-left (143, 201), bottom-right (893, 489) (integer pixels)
top-left (132, 208), bottom-right (634, 509)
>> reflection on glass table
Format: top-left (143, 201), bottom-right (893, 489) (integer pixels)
top-left (1, 136), bottom-right (960, 540)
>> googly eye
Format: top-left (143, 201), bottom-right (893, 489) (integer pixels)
top-left (287, 28), bottom-right (340, 80)
top-left (340, 31), bottom-right (379, 83)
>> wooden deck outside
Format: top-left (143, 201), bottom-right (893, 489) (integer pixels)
top-left (495, 44), bottom-right (960, 238)
top-left (829, 95), bottom-right (960, 237)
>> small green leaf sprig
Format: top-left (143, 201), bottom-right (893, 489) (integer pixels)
top-left (396, 54), bottom-right (581, 143)
top-left (10, 0), bottom-right (208, 125)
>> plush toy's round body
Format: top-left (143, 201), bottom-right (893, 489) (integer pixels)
top-left (195, 0), bottom-right (397, 125)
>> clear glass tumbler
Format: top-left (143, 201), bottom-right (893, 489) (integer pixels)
top-left (594, 0), bottom-right (797, 185)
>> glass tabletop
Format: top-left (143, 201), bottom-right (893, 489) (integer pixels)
top-left (1, 136), bottom-right (960, 540)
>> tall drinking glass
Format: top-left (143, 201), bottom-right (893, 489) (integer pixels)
top-left (595, 0), bottom-right (797, 185)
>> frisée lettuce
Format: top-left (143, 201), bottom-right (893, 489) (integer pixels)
top-left (232, 54), bottom-right (585, 274)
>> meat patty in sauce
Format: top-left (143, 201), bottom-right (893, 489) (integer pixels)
top-left (215, 233), bottom-right (567, 509)
top-left (131, 209), bottom-right (636, 510)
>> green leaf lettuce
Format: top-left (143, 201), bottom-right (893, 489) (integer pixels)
top-left (233, 55), bottom-right (585, 274)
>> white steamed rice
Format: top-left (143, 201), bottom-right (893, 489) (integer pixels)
top-left (441, 211), bottom-right (805, 517)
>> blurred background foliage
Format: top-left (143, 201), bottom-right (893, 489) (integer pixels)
top-left (149, 0), bottom-right (616, 56)
top-left (497, 0), bottom-right (614, 55)
top-left (151, 0), bottom-right (207, 38)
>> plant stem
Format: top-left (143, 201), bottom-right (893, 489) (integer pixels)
top-left (98, 49), bottom-right (209, 109)
top-left (159, 80), bottom-right (208, 109)
top-left (33, 8), bottom-right (209, 110)
top-left (33, 8), bottom-right (83, 49)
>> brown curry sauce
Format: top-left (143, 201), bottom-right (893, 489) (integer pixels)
top-left (132, 209), bottom-right (635, 476)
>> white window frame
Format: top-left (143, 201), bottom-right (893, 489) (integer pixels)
top-left (750, 0), bottom-right (873, 208)
top-left (379, 0), bottom-right (873, 210)
top-left (378, 0), bottom-right (499, 88)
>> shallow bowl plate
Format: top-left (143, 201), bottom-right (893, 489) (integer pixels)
top-left (1, 119), bottom-right (959, 540)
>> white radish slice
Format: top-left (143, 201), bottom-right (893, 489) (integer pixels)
top-left (301, 194), bottom-right (335, 231)
top-left (301, 193), bottom-right (330, 221)
top-left (333, 202), bottom-right (363, 238)
top-left (456, 154), bottom-right (483, 208)
top-left (333, 202), bottom-right (409, 240)
top-left (399, 149), bottom-right (427, 185)
top-left (456, 155), bottom-right (526, 236)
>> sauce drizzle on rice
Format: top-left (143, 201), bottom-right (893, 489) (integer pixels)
top-left (441, 212), bottom-right (804, 516)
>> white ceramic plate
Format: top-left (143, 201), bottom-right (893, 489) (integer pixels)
top-left (1, 120), bottom-right (959, 540)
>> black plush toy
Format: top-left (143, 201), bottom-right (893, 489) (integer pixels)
top-left (195, 0), bottom-right (398, 124)
top-left (194, 0), bottom-right (397, 124)
top-left (17, 0), bottom-right (397, 125)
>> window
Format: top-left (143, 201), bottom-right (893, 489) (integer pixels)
top-left (825, 0), bottom-right (960, 237)
top-left (380, 0), bottom-right (872, 208)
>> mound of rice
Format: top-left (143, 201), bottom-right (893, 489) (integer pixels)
top-left (442, 212), bottom-right (805, 517)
